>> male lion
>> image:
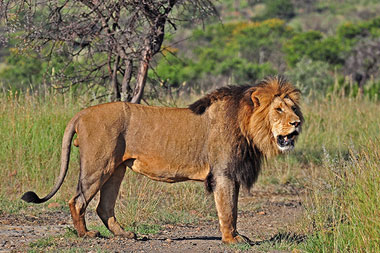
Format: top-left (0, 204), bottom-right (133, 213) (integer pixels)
top-left (22, 76), bottom-right (303, 244)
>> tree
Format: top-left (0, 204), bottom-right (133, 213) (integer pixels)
top-left (1, 0), bottom-right (216, 103)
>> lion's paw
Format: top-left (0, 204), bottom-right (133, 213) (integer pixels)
top-left (117, 230), bottom-right (136, 239)
top-left (223, 233), bottom-right (252, 245)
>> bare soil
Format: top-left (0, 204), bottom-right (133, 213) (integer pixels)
top-left (0, 188), bottom-right (305, 252)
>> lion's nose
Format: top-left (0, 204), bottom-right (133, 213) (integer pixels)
top-left (290, 120), bottom-right (300, 127)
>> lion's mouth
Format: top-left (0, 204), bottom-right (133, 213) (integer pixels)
top-left (276, 130), bottom-right (299, 151)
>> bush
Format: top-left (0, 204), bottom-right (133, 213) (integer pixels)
top-left (263, 0), bottom-right (295, 20)
top-left (284, 31), bottom-right (323, 67)
top-left (0, 50), bottom-right (43, 90)
top-left (153, 53), bottom-right (197, 88)
top-left (0, 44), bottom-right (79, 91)
top-left (285, 57), bottom-right (334, 96)
top-left (218, 58), bottom-right (275, 85)
top-left (284, 31), bottom-right (344, 67)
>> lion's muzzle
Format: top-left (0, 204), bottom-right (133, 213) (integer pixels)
top-left (276, 130), bottom-right (299, 151)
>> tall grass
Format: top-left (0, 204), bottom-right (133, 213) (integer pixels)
top-left (294, 96), bottom-right (380, 252)
top-left (300, 142), bottom-right (380, 252)
top-left (0, 90), bottom-right (79, 200)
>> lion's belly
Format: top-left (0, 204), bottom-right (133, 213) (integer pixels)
top-left (128, 157), bottom-right (209, 183)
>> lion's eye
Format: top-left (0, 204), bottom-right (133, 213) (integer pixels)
top-left (276, 108), bottom-right (283, 113)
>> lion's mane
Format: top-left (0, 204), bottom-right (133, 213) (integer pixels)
top-left (189, 76), bottom-right (301, 192)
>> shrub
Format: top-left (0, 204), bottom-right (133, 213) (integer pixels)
top-left (263, 0), bottom-right (295, 20)
top-left (285, 57), bottom-right (334, 96)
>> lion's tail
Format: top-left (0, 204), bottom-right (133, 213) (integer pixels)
top-left (21, 114), bottom-right (78, 204)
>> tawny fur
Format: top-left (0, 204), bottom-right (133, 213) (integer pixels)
top-left (21, 76), bottom-right (303, 244)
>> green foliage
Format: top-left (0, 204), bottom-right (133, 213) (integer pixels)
top-left (286, 16), bottom-right (380, 71)
top-left (152, 53), bottom-right (197, 88)
top-left (0, 50), bottom-right (43, 90)
top-left (0, 38), bottom-right (89, 93)
top-left (233, 19), bottom-right (291, 62)
top-left (310, 37), bottom-right (345, 65)
top-left (338, 16), bottom-right (380, 40)
top-left (155, 19), bottom-right (289, 90)
top-left (218, 59), bottom-right (275, 84)
top-left (0, 197), bottom-right (29, 214)
top-left (228, 242), bottom-right (252, 251)
top-left (337, 22), bottom-right (366, 40)
top-left (327, 77), bottom-right (380, 101)
top-left (262, 0), bottom-right (295, 20)
top-left (154, 16), bottom-right (380, 96)
top-left (284, 31), bottom-right (344, 67)
top-left (285, 57), bottom-right (334, 95)
top-left (284, 31), bottom-right (322, 67)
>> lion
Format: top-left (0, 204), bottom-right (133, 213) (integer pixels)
top-left (21, 76), bottom-right (303, 244)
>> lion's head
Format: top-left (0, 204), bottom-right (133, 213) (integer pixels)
top-left (245, 76), bottom-right (303, 155)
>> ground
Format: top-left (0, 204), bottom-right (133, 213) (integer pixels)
top-left (0, 188), bottom-right (305, 252)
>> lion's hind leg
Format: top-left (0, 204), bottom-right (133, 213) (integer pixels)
top-left (96, 164), bottom-right (136, 239)
top-left (68, 161), bottom-right (106, 238)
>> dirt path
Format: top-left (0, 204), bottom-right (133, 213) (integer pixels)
top-left (0, 190), bottom-right (304, 252)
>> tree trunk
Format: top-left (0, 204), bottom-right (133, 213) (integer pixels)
top-left (121, 59), bottom-right (133, 102)
top-left (130, 46), bottom-right (151, 104)
top-left (111, 55), bottom-right (121, 101)
top-left (130, 1), bottom-right (177, 104)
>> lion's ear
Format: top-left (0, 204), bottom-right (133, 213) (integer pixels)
top-left (250, 88), bottom-right (261, 108)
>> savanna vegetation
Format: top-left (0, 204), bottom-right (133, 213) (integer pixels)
top-left (1, 0), bottom-right (380, 252)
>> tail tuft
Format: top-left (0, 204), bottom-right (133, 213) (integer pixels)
top-left (21, 191), bottom-right (44, 204)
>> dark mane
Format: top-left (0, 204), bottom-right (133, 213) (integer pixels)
top-left (188, 85), bottom-right (252, 115)
top-left (188, 76), bottom-right (290, 115)
top-left (198, 76), bottom-right (300, 192)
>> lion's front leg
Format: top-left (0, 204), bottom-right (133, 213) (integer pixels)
top-left (213, 176), bottom-right (249, 244)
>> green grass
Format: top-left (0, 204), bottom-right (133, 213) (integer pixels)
top-left (299, 143), bottom-right (380, 252)
top-left (292, 97), bottom-right (380, 252)
top-left (0, 90), bottom-right (80, 200)
top-left (29, 236), bottom-right (56, 249)
top-left (125, 223), bottom-right (161, 235)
